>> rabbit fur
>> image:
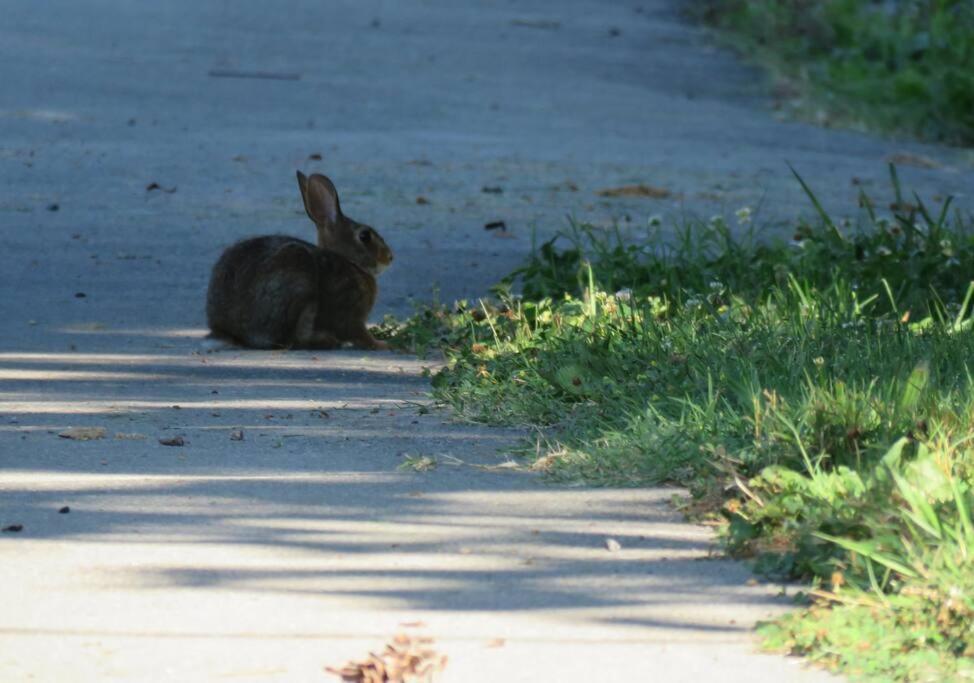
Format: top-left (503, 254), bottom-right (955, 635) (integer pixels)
top-left (206, 172), bottom-right (393, 350)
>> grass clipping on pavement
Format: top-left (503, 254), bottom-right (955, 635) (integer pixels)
top-left (377, 166), bottom-right (974, 681)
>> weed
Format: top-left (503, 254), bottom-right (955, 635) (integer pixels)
top-left (398, 454), bottom-right (438, 472)
top-left (696, 0), bottom-right (974, 145)
top-left (380, 167), bottom-right (974, 679)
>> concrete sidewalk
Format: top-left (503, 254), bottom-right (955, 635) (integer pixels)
top-left (3, 0), bottom-right (970, 680)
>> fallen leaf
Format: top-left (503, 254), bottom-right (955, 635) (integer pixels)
top-left (483, 220), bottom-right (507, 231)
top-left (58, 506), bottom-right (70, 514)
top-left (229, 429), bottom-right (244, 441)
top-left (114, 432), bottom-right (146, 440)
top-left (2, 524), bottom-right (23, 533)
top-left (415, 196), bottom-right (430, 205)
top-left (886, 152), bottom-right (940, 169)
top-left (481, 186), bottom-right (503, 194)
top-left (325, 633), bottom-right (447, 682)
top-left (72, 322), bottom-right (105, 331)
top-left (158, 436), bottom-right (185, 447)
top-left (597, 184), bottom-right (671, 199)
top-left (59, 427), bottom-right (107, 441)
top-left (145, 182), bottom-right (177, 194)
top-left (308, 153), bottom-right (322, 160)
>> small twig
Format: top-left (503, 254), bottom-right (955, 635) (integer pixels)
top-left (208, 69), bottom-right (301, 81)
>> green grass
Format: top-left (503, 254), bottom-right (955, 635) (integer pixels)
top-left (377, 167), bottom-right (974, 680)
top-left (696, 0), bottom-right (974, 145)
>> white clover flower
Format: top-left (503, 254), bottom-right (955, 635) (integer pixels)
top-left (877, 245), bottom-right (892, 256)
top-left (648, 215), bottom-right (662, 228)
top-left (735, 207), bottom-right (752, 225)
top-left (708, 215), bottom-right (726, 228)
top-left (614, 288), bottom-right (632, 301)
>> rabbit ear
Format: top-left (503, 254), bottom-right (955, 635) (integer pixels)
top-left (296, 171), bottom-right (341, 227)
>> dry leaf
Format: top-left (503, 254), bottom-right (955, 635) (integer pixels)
top-left (229, 429), bottom-right (244, 441)
top-left (325, 633), bottom-right (447, 682)
top-left (114, 432), bottom-right (146, 440)
top-left (158, 436), bottom-right (185, 447)
top-left (58, 427), bottom-right (107, 441)
top-left (886, 152), bottom-right (940, 169)
top-left (597, 184), bottom-right (671, 199)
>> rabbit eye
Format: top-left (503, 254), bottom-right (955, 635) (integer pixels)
top-left (359, 229), bottom-right (372, 244)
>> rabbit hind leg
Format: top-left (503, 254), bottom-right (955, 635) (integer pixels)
top-left (293, 304), bottom-right (340, 349)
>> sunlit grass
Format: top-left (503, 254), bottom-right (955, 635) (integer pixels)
top-left (378, 167), bottom-right (974, 679)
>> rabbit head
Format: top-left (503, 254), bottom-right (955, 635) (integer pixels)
top-left (296, 171), bottom-right (393, 275)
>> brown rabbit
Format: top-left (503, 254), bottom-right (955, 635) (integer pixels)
top-left (205, 172), bottom-right (393, 350)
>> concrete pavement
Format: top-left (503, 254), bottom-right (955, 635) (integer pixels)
top-left (4, 0), bottom-right (971, 680)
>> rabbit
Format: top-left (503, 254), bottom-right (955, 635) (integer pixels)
top-left (205, 171), bottom-right (393, 350)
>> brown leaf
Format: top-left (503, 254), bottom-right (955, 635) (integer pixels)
top-left (326, 633), bottom-right (447, 682)
top-left (415, 196), bottom-right (430, 205)
top-left (886, 152), bottom-right (940, 169)
top-left (114, 432), bottom-right (146, 440)
top-left (158, 436), bottom-right (185, 447)
top-left (58, 427), bottom-right (107, 441)
top-left (598, 184), bottom-right (671, 199)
